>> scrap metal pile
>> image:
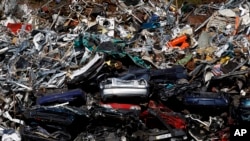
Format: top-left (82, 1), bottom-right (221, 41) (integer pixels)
top-left (0, 0), bottom-right (250, 140)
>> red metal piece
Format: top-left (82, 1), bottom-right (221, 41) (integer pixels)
top-left (7, 23), bottom-right (32, 35)
top-left (218, 127), bottom-right (229, 141)
top-left (69, 20), bottom-right (79, 26)
top-left (100, 102), bottom-right (141, 111)
top-left (167, 34), bottom-right (190, 49)
top-left (41, 6), bottom-right (50, 13)
top-left (168, 35), bottom-right (188, 47)
top-left (180, 41), bottom-right (190, 49)
top-left (140, 100), bottom-right (186, 129)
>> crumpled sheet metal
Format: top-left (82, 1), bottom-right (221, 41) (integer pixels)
top-left (0, 1), bottom-right (243, 95)
top-left (206, 9), bottom-right (236, 34)
top-left (0, 0), bottom-right (17, 16)
top-left (0, 0), bottom-right (249, 140)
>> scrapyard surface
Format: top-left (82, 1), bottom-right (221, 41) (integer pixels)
top-left (0, 0), bottom-right (250, 140)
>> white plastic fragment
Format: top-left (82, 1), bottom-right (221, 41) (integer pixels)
top-left (52, 14), bottom-right (67, 28)
top-left (218, 9), bottom-right (236, 17)
top-left (241, 90), bottom-right (246, 96)
top-left (180, 25), bottom-right (193, 36)
top-left (204, 71), bottom-right (214, 84)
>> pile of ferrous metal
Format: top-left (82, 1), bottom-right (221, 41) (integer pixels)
top-left (0, 0), bottom-right (249, 140)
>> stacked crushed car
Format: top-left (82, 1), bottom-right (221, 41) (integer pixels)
top-left (0, 0), bottom-right (250, 140)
